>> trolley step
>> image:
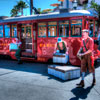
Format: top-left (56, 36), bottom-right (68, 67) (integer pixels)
top-left (21, 57), bottom-right (36, 61)
top-left (21, 52), bottom-right (36, 58)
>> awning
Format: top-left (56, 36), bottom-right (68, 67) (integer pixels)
top-left (50, 3), bottom-right (60, 7)
top-left (58, 0), bottom-right (64, 2)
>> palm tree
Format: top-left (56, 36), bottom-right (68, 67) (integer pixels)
top-left (90, 0), bottom-right (100, 18)
top-left (10, 6), bottom-right (19, 17)
top-left (17, 0), bottom-right (28, 15)
top-left (10, 0), bottom-right (28, 17)
top-left (33, 7), bottom-right (52, 14)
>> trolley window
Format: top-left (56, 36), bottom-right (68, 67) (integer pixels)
top-left (71, 19), bottom-right (82, 37)
top-left (59, 20), bottom-right (69, 37)
top-left (21, 26), bottom-right (26, 38)
top-left (38, 23), bottom-right (46, 37)
top-left (0, 25), bottom-right (3, 38)
top-left (48, 22), bottom-right (57, 37)
top-left (4, 25), bottom-right (10, 38)
top-left (21, 24), bottom-right (32, 38)
top-left (89, 20), bottom-right (94, 37)
top-left (11, 24), bottom-right (17, 38)
top-left (26, 26), bottom-right (32, 38)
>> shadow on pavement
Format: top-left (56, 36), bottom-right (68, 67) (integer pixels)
top-left (70, 85), bottom-right (94, 100)
top-left (0, 59), bottom-right (67, 82)
top-left (0, 58), bottom-right (100, 83)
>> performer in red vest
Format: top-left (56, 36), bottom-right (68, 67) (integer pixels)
top-left (77, 29), bottom-right (96, 87)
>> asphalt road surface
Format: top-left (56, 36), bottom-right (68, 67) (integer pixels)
top-left (0, 59), bottom-right (100, 100)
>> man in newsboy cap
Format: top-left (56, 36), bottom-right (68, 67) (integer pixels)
top-left (77, 29), bottom-right (96, 87)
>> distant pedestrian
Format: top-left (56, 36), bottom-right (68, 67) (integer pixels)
top-left (77, 29), bottom-right (96, 88)
top-left (97, 29), bottom-right (100, 50)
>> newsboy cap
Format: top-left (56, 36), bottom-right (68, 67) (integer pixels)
top-left (82, 29), bottom-right (89, 33)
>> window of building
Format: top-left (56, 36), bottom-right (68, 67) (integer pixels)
top-left (89, 20), bottom-right (94, 37)
top-left (0, 25), bottom-right (3, 38)
top-left (38, 23), bottom-right (46, 37)
top-left (59, 20), bottom-right (69, 37)
top-left (11, 24), bottom-right (17, 37)
top-left (78, 0), bottom-right (88, 6)
top-left (48, 22), bottom-right (57, 37)
top-left (4, 25), bottom-right (10, 38)
top-left (71, 19), bottom-right (82, 37)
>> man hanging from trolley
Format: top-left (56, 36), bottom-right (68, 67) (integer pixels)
top-left (77, 29), bottom-right (96, 88)
top-left (12, 38), bottom-right (22, 64)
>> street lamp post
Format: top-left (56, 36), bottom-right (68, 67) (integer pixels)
top-left (72, 0), bottom-right (78, 10)
top-left (66, 0), bottom-right (69, 10)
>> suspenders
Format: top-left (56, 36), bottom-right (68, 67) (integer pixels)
top-left (83, 38), bottom-right (89, 51)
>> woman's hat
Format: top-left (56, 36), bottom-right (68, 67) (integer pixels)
top-left (57, 37), bottom-right (62, 43)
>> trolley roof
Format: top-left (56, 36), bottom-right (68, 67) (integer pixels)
top-left (0, 10), bottom-right (98, 23)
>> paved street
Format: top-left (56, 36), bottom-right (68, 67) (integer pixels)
top-left (0, 59), bottom-right (100, 100)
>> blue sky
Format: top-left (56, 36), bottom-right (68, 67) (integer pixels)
top-left (0, 0), bottom-right (59, 16)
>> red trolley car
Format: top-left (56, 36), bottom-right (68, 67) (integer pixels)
top-left (0, 10), bottom-right (99, 65)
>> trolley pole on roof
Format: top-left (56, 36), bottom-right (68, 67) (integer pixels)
top-left (30, 0), bottom-right (33, 15)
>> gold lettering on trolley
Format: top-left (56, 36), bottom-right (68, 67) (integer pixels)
top-left (47, 44), bottom-right (49, 47)
top-left (0, 43), bottom-right (8, 46)
top-left (37, 57), bottom-right (45, 61)
top-left (40, 44), bottom-right (43, 47)
top-left (43, 44), bottom-right (46, 47)
top-left (39, 43), bottom-right (55, 47)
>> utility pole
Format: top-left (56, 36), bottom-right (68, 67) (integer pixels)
top-left (30, 0), bottom-right (33, 15)
top-left (66, 0), bottom-right (69, 10)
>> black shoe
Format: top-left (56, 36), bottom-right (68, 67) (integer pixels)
top-left (92, 78), bottom-right (96, 86)
top-left (18, 60), bottom-right (23, 64)
top-left (76, 80), bottom-right (85, 88)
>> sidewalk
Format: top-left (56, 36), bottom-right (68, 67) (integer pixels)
top-left (0, 59), bottom-right (100, 100)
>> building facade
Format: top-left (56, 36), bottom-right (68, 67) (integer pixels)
top-left (52, 0), bottom-right (100, 11)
